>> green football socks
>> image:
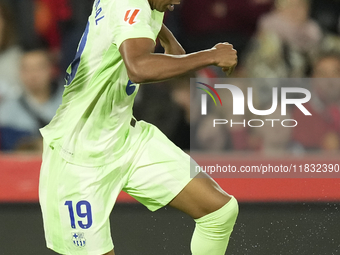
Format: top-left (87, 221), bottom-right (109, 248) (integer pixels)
top-left (191, 196), bottom-right (239, 255)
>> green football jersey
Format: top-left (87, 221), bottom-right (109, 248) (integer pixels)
top-left (40, 0), bottom-right (164, 166)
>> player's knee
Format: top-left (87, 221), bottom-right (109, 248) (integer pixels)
top-left (216, 196), bottom-right (238, 231)
top-left (195, 196), bottom-right (238, 239)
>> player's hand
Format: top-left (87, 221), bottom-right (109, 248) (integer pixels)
top-left (222, 65), bottom-right (237, 76)
top-left (211, 43), bottom-right (238, 76)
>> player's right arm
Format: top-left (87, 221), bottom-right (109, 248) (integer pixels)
top-left (119, 38), bottom-right (237, 84)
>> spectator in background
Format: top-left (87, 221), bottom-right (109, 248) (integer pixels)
top-left (133, 82), bottom-right (189, 150)
top-left (12, 0), bottom-right (91, 75)
top-left (193, 114), bottom-right (233, 152)
top-left (7, 0), bottom-right (93, 75)
top-left (0, 1), bottom-right (23, 101)
top-left (34, 0), bottom-right (72, 51)
top-left (0, 48), bottom-right (63, 151)
top-left (34, 0), bottom-right (94, 73)
top-left (33, 0), bottom-right (72, 74)
top-left (168, 75), bottom-right (192, 150)
top-left (244, 0), bottom-right (322, 78)
top-left (258, 104), bottom-right (304, 156)
top-left (310, 0), bottom-right (340, 54)
top-left (59, 0), bottom-right (93, 73)
top-left (191, 77), bottom-right (244, 152)
top-left (292, 53), bottom-right (340, 152)
top-left (179, 0), bottom-right (273, 62)
top-left (311, 0), bottom-right (340, 36)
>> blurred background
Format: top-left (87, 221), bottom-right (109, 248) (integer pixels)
top-left (0, 0), bottom-right (340, 254)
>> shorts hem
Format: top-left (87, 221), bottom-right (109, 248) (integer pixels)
top-left (147, 169), bottom-right (200, 212)
top-left (47, 243), bottom-right (114, 255)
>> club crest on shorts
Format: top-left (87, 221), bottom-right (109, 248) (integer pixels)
top-left (72, 232), bottom-right (86, 248)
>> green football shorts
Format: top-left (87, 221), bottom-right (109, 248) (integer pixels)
top-left (39, 120), bottom-right (199, 255)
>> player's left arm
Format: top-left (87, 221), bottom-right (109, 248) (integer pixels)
top-left (158, 24), bottom-right (185, 55)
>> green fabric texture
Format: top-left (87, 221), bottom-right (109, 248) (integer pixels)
top-left (40, 0), bottom-right (164, 167)
top-left (191, 196), bottom-right (239, 255)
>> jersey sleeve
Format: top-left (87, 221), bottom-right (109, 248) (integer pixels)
top-left (111, 0), bottom-right (157, 49)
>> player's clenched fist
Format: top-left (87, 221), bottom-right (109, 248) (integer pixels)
top-left (211, 43), bottom-right (238, 76)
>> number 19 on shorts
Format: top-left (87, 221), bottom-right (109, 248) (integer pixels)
top-left (65, 201), bottom-right (93, 229)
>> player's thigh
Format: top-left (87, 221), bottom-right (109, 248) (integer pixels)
top-left (168, 172), bottom-right (232, 219)
top-left (122, 122), bottom-right (233, 219)
top-left (39, 144), bottom-right (125, 255)
top-left (123, 122), bottom-right (197, 212)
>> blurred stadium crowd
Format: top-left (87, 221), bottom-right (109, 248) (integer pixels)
top-left (0, 0), bottom-right (339, 155)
